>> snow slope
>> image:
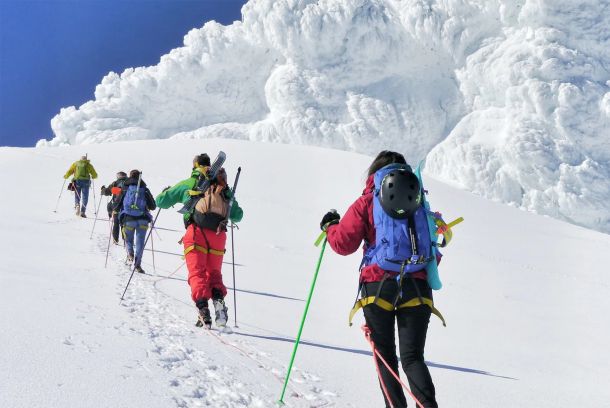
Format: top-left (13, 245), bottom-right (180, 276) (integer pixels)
top-left (2, 139), bottom-right (609, 407)
top-left (35, 0), bottom-right (610, 234)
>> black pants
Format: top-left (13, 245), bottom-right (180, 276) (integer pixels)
top-left (107, 203), bottom-right (121, 243)
top-left (362, 278), bottom-right (438, 408)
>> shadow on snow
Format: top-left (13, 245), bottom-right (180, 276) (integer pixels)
top-left (233, 331), bottom-right (517, 380)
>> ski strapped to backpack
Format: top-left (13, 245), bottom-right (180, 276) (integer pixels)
top-left (348, 162), bottom-right (463, 326)
top-left (178, 151), bottom-right (227, 215)
top-left (219, 166), bottom-right (241, 232)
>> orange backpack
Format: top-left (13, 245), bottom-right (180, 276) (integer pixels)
top-left (192, 169), bottom-right (230, 230)
top-left (194, 183), bottom-right (229, 219)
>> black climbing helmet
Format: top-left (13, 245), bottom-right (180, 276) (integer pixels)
top-left (378, 168), bottom-right (422, 219)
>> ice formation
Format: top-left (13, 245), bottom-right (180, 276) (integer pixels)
top-left (37, 0), bottom-right (610, 232)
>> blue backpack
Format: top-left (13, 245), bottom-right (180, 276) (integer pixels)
top-left (121, 184), bottom-right (147, 217)
top-left (363, 163), bottom-right (443, 290)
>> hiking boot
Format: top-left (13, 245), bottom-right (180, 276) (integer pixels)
top-left (75, 206), bottom-right (80, 216)
top-left (135, 265), bottom-right (145, 274)
top-left (198, 306), bottom-right (212, 328)
top-left (213, 298), bottom-right (229, 327)
top-left (80, 212), bottom-right (87, 218)
top-left (112, 238), bottom-right (120, 245)
top-left (125, 254), bottom-right (134, 265)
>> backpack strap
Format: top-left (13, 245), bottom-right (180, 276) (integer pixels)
top-left (360, 241), bottom-right (383, 269)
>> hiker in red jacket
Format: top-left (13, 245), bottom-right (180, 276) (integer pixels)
top-left (320, 151), bottom-right (439, 408)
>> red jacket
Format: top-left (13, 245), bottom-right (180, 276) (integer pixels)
top-left (326, 175), bottom-right (428, 283)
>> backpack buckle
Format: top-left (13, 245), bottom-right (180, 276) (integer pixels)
top-left (409, 254), bottom-right (422, 264)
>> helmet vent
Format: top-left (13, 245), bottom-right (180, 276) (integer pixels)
top-left (389, 182), bottom-right (394, 188)
top-left (390, 194), bottom-right (394, 200)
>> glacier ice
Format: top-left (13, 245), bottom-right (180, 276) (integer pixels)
top-left (37, 0), bottom-right (610, 232)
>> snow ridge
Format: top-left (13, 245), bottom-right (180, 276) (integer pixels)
top-left (36, 0), bottom-right (610, 232)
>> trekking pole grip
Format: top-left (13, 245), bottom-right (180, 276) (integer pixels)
top-left (314, 231), bottom-right (326, 247)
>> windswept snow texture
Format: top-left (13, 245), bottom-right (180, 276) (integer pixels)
top-left (37, 0), bottom-right (610, 233)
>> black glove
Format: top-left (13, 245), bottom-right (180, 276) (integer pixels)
top-left (100, 185), bottom-right (106, 192)
top-left (320, 209), bottom-right (340, 231)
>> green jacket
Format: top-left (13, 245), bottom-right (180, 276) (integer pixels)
top-left (64, 159), bottom-right (98, 180)
top-left (155, 169), bottom-right (243, 223)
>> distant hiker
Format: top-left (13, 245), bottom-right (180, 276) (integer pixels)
top-left (156, 153), bottom-right (243, 329)
top-left (113, 170), bottom-right (156, 274)
top-left (101, 171), bottom-right (127, 244)
top-left (321, 151), bottom-right (441, 408)
top-left (63, 155), bottom-right (98, 217)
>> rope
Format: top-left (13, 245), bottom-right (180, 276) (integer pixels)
top-left (362, 325), bottom-right (395, 408)
top-left (362, 325), bottom-right (425, 408)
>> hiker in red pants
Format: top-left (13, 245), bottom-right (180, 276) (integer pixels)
top-left (156, 154), bottom-right (243, 328)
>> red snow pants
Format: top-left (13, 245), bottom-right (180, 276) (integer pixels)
top-left (183, 224), bottom-right (227, 303)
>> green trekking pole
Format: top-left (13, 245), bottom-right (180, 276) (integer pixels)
top-left (278, 230), bottom-right (328, 405)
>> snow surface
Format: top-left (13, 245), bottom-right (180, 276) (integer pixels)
top-left (2, 139), bottom-right (610, 407)
top-left (35, 0), bottom-right (610, 234)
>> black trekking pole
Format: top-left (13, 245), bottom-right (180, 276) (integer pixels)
top-left (120, 208), bottom-right (161, 302)
top-left (227, 166), bottom-right (241, 327)
top-left (53, 179), bottom-right (67, 213)
top-left (74, 185), bottom-right (87, 217)
top-left (74, 184), bottom-right (82, 213)
top-left (231, 222), bottom-right (238, 327)
top-left (89, 194), bottom-right (105, 239)
top-left (91, 179), bottom-right (98, 216)
top-left (150, 225), bottom-right (157, 274)
top-left (105, 214), bottom-right (114, 268)
top-left (152, 226), bottom-right (163, 241)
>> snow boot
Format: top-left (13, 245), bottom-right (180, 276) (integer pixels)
top-left (213, 298), bottom-right (229, 327)
top-left (80, 212), bottom-right (87, 218)
top-left (125, 253), bottom-right (134, 265)
top-left (196, 305), bottom-right (212, 329)
top-left (135, 265), bottom-right (145, 274)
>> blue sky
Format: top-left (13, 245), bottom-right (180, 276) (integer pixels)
top-left (0, 0), bottom-right (247, 147)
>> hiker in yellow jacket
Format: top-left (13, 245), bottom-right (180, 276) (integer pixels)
top-left (64, 155), bottom-right (98, 217)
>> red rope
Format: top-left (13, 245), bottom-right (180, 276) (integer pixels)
top-left (362, 325), bottom-right (425, 408)
top-left (362, 325), bottom-right (394, 407)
